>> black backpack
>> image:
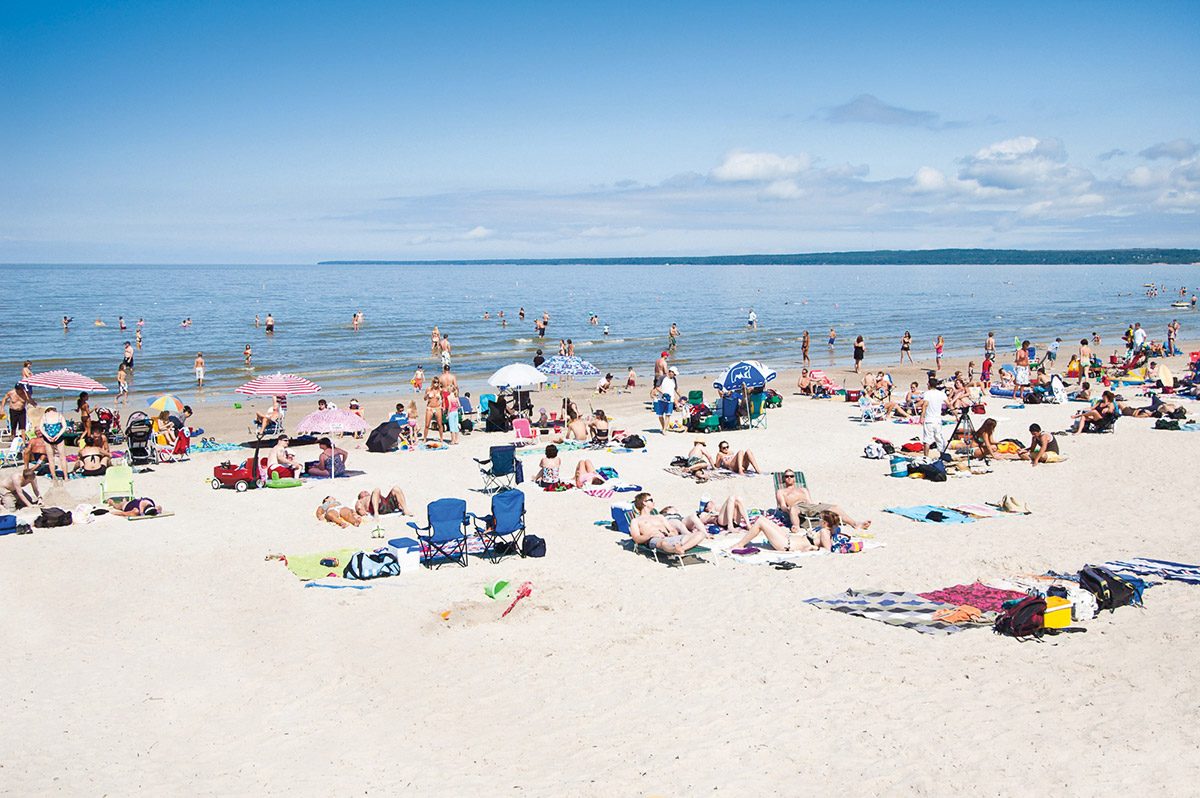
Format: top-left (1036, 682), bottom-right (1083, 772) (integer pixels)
top-left (993, 596), bottom-right (1045, 639)
top-left (521, 535), bottom-right (546, 558)
top-left (1078, 566), bottom-right (1137, 611)
top-left (343, 550), bottom-right (401, 580)
top-left (623, 434), bottom-right (645, 449)
top-left (33, 508), bottom-right (73, 528)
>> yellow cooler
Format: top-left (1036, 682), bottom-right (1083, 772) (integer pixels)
top-left (1044, 596), bottom-right (1073, 629)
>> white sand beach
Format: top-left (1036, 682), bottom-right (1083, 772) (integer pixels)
top-left (5, 355), bottom-right (1200, 795)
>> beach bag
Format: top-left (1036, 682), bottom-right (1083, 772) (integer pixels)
top-left (33, 507), bottom-right (73, 528)
top-left (1024, 392), bottom-right (1043, 404)
top-left (971, 404), bottom-right (986, 414)
top-left (872, 437), bottom-right (895, 454)
top-left (900, 441), bottom-right (923, 453)
top-left (343, 550), bottom-right (401, 580)
top-left (1155, 418), bottom-right (1181, 431)
top-left (993, 597), bottom-right (1045, 639)
top-left (907, 459), bottom-right (947, 482)
top-left (622, 434), bottom-right (645, 449)
top-left (863, 442), bottom-right (887, 459)
top-left (596, 466), bottom-right (618, 480)
top-left (521, 535), bottom-right (546, 558)
top-left (1078, 566), bottom-right (1140, 611)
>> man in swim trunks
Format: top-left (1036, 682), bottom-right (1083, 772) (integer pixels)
top-left (0, 466), bottom-right (41, 511)
top-left (773, 469), bottom-right (871, 533)
top-left (1, 383), bottom-right (35, 434)
top-left (122, 342), bottom-right (135, 375)
top-left (265, 313), bottom-right (275, 333)
top-left (628, 492), bottom-right (709, 555)
top-left (355, 486), bottom-right (410, 517)
top-left (440, 364), bottom-right (461, 445)
top-left (194, 352), bottom-right (205, 387)
top-left (654, 352), bottom-right (669, 389)
top-left (439, 335), bottom-right (452, 368)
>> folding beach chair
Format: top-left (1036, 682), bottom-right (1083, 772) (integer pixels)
top-left (748, 392), bottom-right (767, 429)
top-left (474, 444), bottom-right (518, 493)
top-left (613, 506), bottom-right (713, 567)
top-left (770, 469), bottom-right (820, 529)
top-left (478, 393), bottom-right (496, 423)
top-left (687, 389), bottom-right (705, 407)
top-left (100, 464), bottom-right (135, 503)
top-left (475, 488), bottom-right (527, 563)
top-left (512, 417), bottom-right (537, 447)
top-left (719, 395), bottom-right (741, 430)
top-left (407, 498), bottom-right (472, 569)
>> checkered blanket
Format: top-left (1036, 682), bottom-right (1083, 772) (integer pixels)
top-left (804, 589), bottom-right (966, 635)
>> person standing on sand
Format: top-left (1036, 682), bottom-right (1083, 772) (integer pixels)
top-left (1014, 340), bottom-right (1031, 398)
top-left (1077, 338), bottom-right (1092, 384)
top-left (934, 334), bottom-right (944, 371)
top-left (852, 335), bottom-right (865, 373)
top-left (440, 364), bottom-right (461, 445)
top-left (2, 383), bottom-right (35, 434)
top-left (900, 331), bottom-right (913, 364)
top-left (626, 366), bottom-right (637, 392)
top-left (801, 330), bottom-right (810, 366)
top-left (654, 351), bottom-right (669, 389)
top-left (985, 331), bottom-right (996, 362)
top-left (194, 352), bottom-right (205, 388)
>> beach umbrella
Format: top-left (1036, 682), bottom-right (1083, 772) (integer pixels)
top-left (538, 355), bottom-right (600, 378)
top-left (146, 394), bottom-right (186, 414)
top-left (23, 369), bottom-right (108, 393)
top-left (713, 360), bottom-right (776, 391)
top-left (294, 408), bottom-right (368, 435)
top-left (488, 363), bottom-right (547, 389)
top-left (235, 372), bottom-right (322, 397)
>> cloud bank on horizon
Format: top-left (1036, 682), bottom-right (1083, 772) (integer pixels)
top-left (0, 2), bottom-right (1196, 262)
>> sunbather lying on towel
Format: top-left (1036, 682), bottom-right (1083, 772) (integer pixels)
top-left (355, 486), bottom-right (410, 517)
top-left (677, 440), bottom-right (714, 481)
top-left (697, 494), bottom-right (750, 532)
top-left (316, 496), bottom-right (361, 528)
top-left (714, 440), bottom-right (760, 474)
top-left (731, 509), bottom-right (864, 553)
top-left (574, 459), bottom-right (607, 487)
top-left (106, 497), bottom-right (162, 518)
top-left (774, 469), bottom-right (871, 532)
top-left (629, 492), bottom-right (709, 554)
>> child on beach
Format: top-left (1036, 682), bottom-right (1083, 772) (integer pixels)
top-left (117, 363), bottom-right (129, 403)
top-left (412, 366), bottom-right (424, 392)
top-left (981, 356), bottom-right (993, 389)
top-left (243, 344), bottom-right (252, 366)
top-left (625, 366), bottom-right (636, 392)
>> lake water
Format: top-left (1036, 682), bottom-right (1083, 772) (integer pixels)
top-left (0, 262), bottom-right (1195, 399)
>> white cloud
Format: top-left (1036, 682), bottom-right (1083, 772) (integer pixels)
top-left (910, 166), bottom-right (948, 193)
top-left (957, 136), bottom-right (1087, 191)
top-left (578, 225), bottom-right (646, 239)
top-left (762, 180), bottom-right (805, 199)
top-left (711, 150), bottom-right (810, 182)
top-left (464, 225), bottom-right (493, 239)
top-left (1123, 165), bottom-right (1167, 189)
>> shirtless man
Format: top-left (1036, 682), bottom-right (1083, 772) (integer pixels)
top-left (439, 335), bottom-right (452, 368)
top-left (0, 466), bottom-right (41, 511)
top-left (265, 313), bottom-right (275, 333)
top-left (628, 492), bottom-right (709, 555)
top-left (267, 435), bottom-right (298, 476)
top-left (440, 364), bottom-right (461, 445)
top-left (194, 352), bottom-right (205, 387)
top-left (773, 469), bottom-right (870, 533)
top-left (654, 351), bottom-right (669, 389)
top-left (1, 383), bottom-right (35, 434)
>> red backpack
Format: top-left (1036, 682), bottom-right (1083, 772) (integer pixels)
top-left (993, 596), bottom-right (1045, 639)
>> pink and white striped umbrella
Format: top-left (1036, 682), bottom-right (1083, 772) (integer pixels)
top-left (23, 369), bottom-right (108, 392)
top-left (294, 408), bottom-right (368, 434)
top-left (235, 373), bottom-right (322, 397)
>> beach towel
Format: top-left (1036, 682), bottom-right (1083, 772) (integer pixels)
top-left (884, 505), bottom-right (975, 524)
top-left (803, 589), bottom-right (965, 635)
top-left (952, 503), bottom-right (1003, 519)
top-left (1098, 558), bottom-right (1200, 585)
top-left (583, 487), bottom-right (615, 499)
top-left (662, 466), bottom-right (739, 481)
top-left (193, 439), bottom-right (246, 453)
top-left (717, 539), bottom-right (882, 565)
top-left (919, 582), bottom-right (1028, 613)
top-left (285, 548), bottom-right (359, 580)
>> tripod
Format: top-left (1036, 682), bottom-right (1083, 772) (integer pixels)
top-left (946, 407), bottom-right (987, 469)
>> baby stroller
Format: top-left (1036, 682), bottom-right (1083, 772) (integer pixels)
top-left (94, 407), bottom-right (122, 443)
top-left (124, 411), bottom-right (155, 466)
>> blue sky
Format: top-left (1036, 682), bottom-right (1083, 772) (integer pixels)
top-left (2, 0), bottom-right (1197, 262)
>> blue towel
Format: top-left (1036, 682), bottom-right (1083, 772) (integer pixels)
top-left (885, 505), bottom-right (975, 524)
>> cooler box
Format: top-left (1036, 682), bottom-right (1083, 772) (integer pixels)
top-left (845, 389), bottom-right (862, 402)
top-left (1044, 596), bottom-right (1073, 629)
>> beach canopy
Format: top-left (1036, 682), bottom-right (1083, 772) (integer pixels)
top-left (294, 408), bottom-right (368, 435)
top-left (23, 369), bottom-right (108, 392)
top-left (488, 363), bottom-right (547, 389)
top-left (235, 373), bottom-right (322, 397)
top-left (146, 394), bottom-right (186, 413)
top-left (713, 360), bottom-right (776, 391)
top-left (538, 355), bottom-right (600, 377)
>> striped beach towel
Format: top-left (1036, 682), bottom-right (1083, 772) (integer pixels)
top-left (1100, 558), bottom-right (1200, 585)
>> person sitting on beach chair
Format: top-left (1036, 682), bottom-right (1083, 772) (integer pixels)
top-left (629, 492), bottom-right (709, 555)
top-left (773, 469), bottom-right (871, 533)
top-left (254, 397), bottom-right (281, 435)
top-left (1069, 391), bottom-right (1118, 434)
top-left (696, 494), bottom-right (750, 532)
top-left (355, 486), bottom-right (410, 517)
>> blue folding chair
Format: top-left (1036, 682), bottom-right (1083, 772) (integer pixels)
top-left (475, 488), bottom-right (527, 562)
top-left (719, 395), bottom-right (741, 430)
top-left (474, 444), bottom-right (517, 493)
top-left (478, 393), bottom-right (496, 422)
top-left (407, 498), bottom-right (472, 569)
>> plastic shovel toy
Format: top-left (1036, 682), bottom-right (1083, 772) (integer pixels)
top-left (501, 581), bottom-right (532, 618)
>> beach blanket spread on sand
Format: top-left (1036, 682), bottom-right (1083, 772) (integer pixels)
top-left (804, 589), bottom-right (965, 635)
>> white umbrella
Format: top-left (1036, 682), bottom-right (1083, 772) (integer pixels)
top-left (488, 363), bottom-right (548, 389)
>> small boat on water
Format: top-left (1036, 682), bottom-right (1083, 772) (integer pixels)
top-left (1171, 301), bottom-right (1190, 308)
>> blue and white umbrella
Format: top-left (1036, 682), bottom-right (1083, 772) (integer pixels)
top-left (713, 360), bottom-right (776, 391)
top-left (538, 355), bottom-right (600, 378)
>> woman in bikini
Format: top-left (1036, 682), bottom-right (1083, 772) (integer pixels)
top-left (589, 409), bottom-right (610, 444)
top-left (713, 440), bottom-right (761, 474)
top-left (430, 326), bottom-right (441, 357)
top-left (76, 392), bottom-right (93, 439)
top-left (423, 378), bottom-right (444, 442)
top-left (316, 496), bottom-right (361, 527)
top-left (801, 330), bottom-right (810, 366)
top-left (697, 495), bottom-right (750, 532)
top-left (355, 486), bottom-right (409, 517)
top-left (900, 331), bottom-right (913, 364)
top-left (39, 407), bottom-right (68, 484)
top-left (935, 334), bottom-right (945, 371)
top-left (74, 435), bottom-right (111, 476)
top-left (574, 459), bottom-right (607, 487)
top-left (107, 497), bottom-right (163, 518)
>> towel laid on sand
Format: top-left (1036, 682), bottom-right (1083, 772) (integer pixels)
top-left (1099, 557), bottom-right (1200, 585)
top-left (662, 466), bottom-right (743, 481)
top-left (285, 548), bottom-right (359, 580)
top-left (804, 589), bottom-right (965, 635)
top-left (919, 582), bottom-right (1028, 613)
top-left (718, 539), bottom-right (882, 565)
top-left (885, 505), bottom-right (975, 524)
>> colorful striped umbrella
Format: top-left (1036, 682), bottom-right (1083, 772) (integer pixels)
top-left (147, 394), bottom-right (186, 413)
top-left (235, 373), bottom-right (322, 397)
top-left (294, 408), bottom-right (368, 434)
top-left (22, 369), bottom-right (108, 392)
